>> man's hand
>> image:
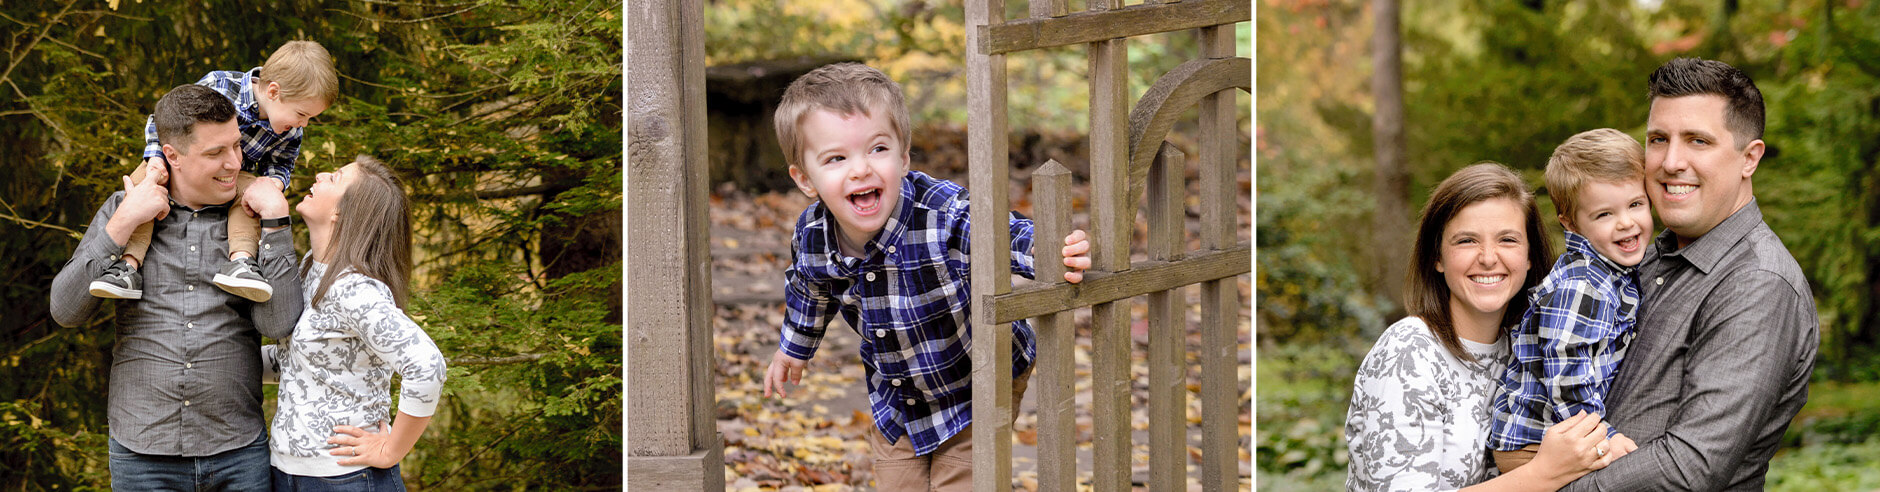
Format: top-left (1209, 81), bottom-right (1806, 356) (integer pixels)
top-left (1608, 431), bottom-right (1639, 459)
top-left (105, 159), bottom-right (171, 246)
top-left (763, 350), bottom-right (809, 399)
top-left (1062, 229), bottom-right (1092, 283)
top-left (242, 178), bottom-right (290, 223)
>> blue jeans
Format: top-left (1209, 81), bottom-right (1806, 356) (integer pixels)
top-left (271, 465), bottom-right (404, 492)
top-left (109, 431), bottom-right (271, 491)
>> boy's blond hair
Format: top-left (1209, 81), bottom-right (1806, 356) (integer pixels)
top-left (259, 40), bottom-right (338, 106)
top-left (1545, 128), bottom-right (1646, 222)
top-left (773, 63), bottom-right (911, 169)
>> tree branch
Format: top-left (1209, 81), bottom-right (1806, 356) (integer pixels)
top-left (450, 353), bottom-right (545, 366)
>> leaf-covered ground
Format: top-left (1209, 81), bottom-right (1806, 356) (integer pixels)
top-left (710, 144), bottom-right (1254, 491)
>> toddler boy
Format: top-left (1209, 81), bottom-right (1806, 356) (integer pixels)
top-left (1488, 128), bottom-right (1649, 471)
top-left (759, 63), bottom-right (1092, 491)
top-left (89, 40), bottom-right (336, 303)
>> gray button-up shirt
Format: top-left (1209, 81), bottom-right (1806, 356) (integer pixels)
top-left (1564, 200), bottom-right (1818, 491)
top-left (50, 191), bottom-right (302, 457)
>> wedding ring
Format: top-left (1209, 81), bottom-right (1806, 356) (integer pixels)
top-left (1595, 445), bottom-right (1607, 457)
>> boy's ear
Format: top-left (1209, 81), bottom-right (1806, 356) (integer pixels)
top-left (787, 165), bottom-right (817, 199)
top-left (264, 81), bottom-right (281, 101)
top-left (1557, 213), bottom-right (1575, 233)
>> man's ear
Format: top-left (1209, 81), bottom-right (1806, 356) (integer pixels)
top-left (1741, 139), bottom-right (1765, 178)
top-left (787, 165), bottom-right (817, 199)
top-left (161, 143), bottom-right (181, 163)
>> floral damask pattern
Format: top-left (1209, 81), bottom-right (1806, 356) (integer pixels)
top-left (1346, 317), bottom-right (1509, 492)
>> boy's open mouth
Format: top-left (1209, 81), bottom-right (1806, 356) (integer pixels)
top-left (849, 188), bottom-right (881, 215)
top-left (1615, 234), bottom-right (1641, 253)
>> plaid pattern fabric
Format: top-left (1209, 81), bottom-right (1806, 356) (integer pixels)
top-left (781, 170), bottom-right (1037, 456)
top-left (1488, 231), bottom-right (1640, 451)
top-left (144, 68), bottom-right (303, 190)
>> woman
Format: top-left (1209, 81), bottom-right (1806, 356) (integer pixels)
top-left (1345, 163), bottom-right (1625, 491)
top-left (266, 155), bottom-right (446, 490)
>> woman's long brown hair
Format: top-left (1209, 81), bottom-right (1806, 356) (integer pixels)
top-left (304, 155), bottom-right (412, 309)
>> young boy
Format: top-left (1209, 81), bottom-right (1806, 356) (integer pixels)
top-left (1487, 128), bottom-right (1648, 471)
top-left (758, 63), bottom-right (1092, 491)
top-left (89, 40), bottom-right (337, 303)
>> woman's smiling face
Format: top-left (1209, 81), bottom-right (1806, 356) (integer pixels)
top-left (297, 162), bottom-right (358, 225)
top-left (1436, 197), bottom-right (1533, 322)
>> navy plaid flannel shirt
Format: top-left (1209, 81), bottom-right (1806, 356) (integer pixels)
top-left (1489, 231), bottom-right (1640, 451)
top-left (780, 170), bottom-right (1037, 456)
top-left (143, 68), bottom-right (304, 190)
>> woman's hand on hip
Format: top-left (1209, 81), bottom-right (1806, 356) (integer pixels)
top-left (328, 420), bottom-right (406, 468)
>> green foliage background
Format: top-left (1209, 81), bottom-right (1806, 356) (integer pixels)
top-left (1259, 0), bottom-right (1880, 488)
top-left (0, 0), bottom-right (621, 489)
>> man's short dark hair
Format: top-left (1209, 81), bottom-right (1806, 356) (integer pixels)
top-left (153, 84), bottom-right (237, 153)
top-left (1647, 57), bottom-right (1764, 150)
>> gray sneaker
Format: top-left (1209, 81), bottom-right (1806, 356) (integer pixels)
top-left (89, 260), bottom-right (143, 299)
top-left (213, 257), bottom-right (273, 302)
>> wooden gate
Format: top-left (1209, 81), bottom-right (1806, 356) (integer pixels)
top-left (964, 0), bottom-right (1251, 490)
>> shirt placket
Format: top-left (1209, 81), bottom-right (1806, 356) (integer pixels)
top-left (178, 208), bottom-right (205, 449)
top-left (862, 264), bottom-right (921, 416)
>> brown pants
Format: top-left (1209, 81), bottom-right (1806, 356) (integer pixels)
top-left (1492, 445), bottom-right (1541, 473)
top-left (124, 164), bottom-right (260, 265)
top-left (866, 369), bottom-right (1032, 492)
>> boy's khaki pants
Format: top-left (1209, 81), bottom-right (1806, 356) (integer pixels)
top-left (866, 368), bottom-right (1031, 492)
top-left (1492, 445), bottom-right (1541, 473)
top-left (125, 164), bottom-right (260, 265)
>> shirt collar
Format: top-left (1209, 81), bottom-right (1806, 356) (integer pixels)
top-left (1564, 230), bottom-right (1635, 275)
top-left (815, 171), bottom-right (922, 265)
top-left (237, 67), bottom-right (264, 118)
top-left (1653, 198), bottom-right (1763, 275)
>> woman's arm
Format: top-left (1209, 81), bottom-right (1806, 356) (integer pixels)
top-left (329, 412), bottom-right (432, 468)
top-left (1462, 412), bottom-right (1617, 492)
top-left (325, 275), bottom-right (448, 468)
top-left (1346, 327), bottom-right (1449, 491)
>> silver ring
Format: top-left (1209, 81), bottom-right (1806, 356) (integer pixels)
top-left (349, 446), bottom-right (357, 456)
top-left (1595, 445), bottom-right (1607, 457)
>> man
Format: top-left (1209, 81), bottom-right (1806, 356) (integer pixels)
top-left (51, 84), bottom-right (302, 490)
top-left (1563, 57), bottom-right (1819, 490)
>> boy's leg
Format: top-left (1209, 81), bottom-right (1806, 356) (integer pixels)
top-left (1491, 444), bottom-right (1541, 473)
top-left (866, 424), bottom-right (933, 491)
top-left (213, 173), bottom-right (272, 302)
top-left (929, 368), bottom-right (1033, 492)
top-left (92, 164), bottom-right (152, 299)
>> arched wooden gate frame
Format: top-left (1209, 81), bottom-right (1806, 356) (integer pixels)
top-left (964, 0), bottom-right (1251, 491)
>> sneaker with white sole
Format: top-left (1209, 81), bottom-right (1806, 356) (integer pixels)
top-left (213, 257), bottom-right (273, 302)
top-left (89, 260), bottom-right (143, 299)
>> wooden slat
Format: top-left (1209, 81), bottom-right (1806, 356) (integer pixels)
top-left (1146, 143), bottom-right (1188, 491)
top-left (979, 0), bottom-right (1249, 55)
top-left (626, 0), bottom-right (695, 458)
top-left (985, 244), bottom-right (1251, 324)
top-left (967, 0), bottom-right (1013, 490)
top-left (1030, 160), bottom-right (1077, 490)
top-left (1197, 24), bottom-right (1241, 491)
top-left (1088, 22), bottom-right (1132, 491)
top-left (679, 0), bottom-right (718, 459)
top-left (1030, 0), bottom-right (1068, 19)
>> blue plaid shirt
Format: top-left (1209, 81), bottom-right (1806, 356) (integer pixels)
top-left (143, 67), bottom-right (304, 190)
top-left (781, 170), bottom-right (1037, 456)
top-left (1488, 232), bottom-right (1639, 451)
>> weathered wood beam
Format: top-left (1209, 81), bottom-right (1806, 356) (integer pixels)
top-left (1029, 160), bottom-right (1077, 490)
top-left (985, 243), bottom-right (1251, 325)
top-left (967, 0), bottom-right (1014, 490)
top-left (978, 0), bottom-right (1249, 55)
top-left (1087, 4), bottom-right (1132, 487)
top-left (1146, 143), bottom-right (1189, 491)
top-left (1197, 24), bottom-right (1242, 492)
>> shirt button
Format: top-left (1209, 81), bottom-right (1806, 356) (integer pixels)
top-left (904, 398), bottom-right (917, 406)
top-left (186, 362), bottom-right (193, 369)
top-left (891, 379), bottom-right (903, 387)
top-left (866, 272), bottom-right (876, 282)
top-left (183, 400), bottom-right (191, 406)
top-left (875, 329), bottom-right (888, 338)
top-left (264, 244), bottom-right (271, 250)
top-left (189, 245), bottom-right (198, 252)
top-left (1655, 277), bottom-right (1664, 286)
top-left (187, 322), bottom-right (195, 329)
top-left (887, 245), bottom-right (897, 254)
top-left (187, 285), bottom-right (194, 291)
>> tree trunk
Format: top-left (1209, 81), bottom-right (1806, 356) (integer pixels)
top-left (1372, 0), bottom-right (1410, 313)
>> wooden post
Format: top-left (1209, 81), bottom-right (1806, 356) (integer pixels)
top-left (625, 0), bottom-right (722, 490)
top-left (1030, 0), bottom-right (1068, 19)
top-left (1087, 0), bottom-right (1132, 488)
top-left (1031, 160), bottom-right (1077, 490)
top-left (1146, 143), bottom-right (1188, 491)
top-left (967, 0), bottom-right (1014, 490)
top-left (1197, 24), bottom-right (1240, 491)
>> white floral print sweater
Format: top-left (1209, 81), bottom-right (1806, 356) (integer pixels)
top-left (1345, 317), bottom-right (1509, 491)
top-left (265, 260), bottom-right (447, 477)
